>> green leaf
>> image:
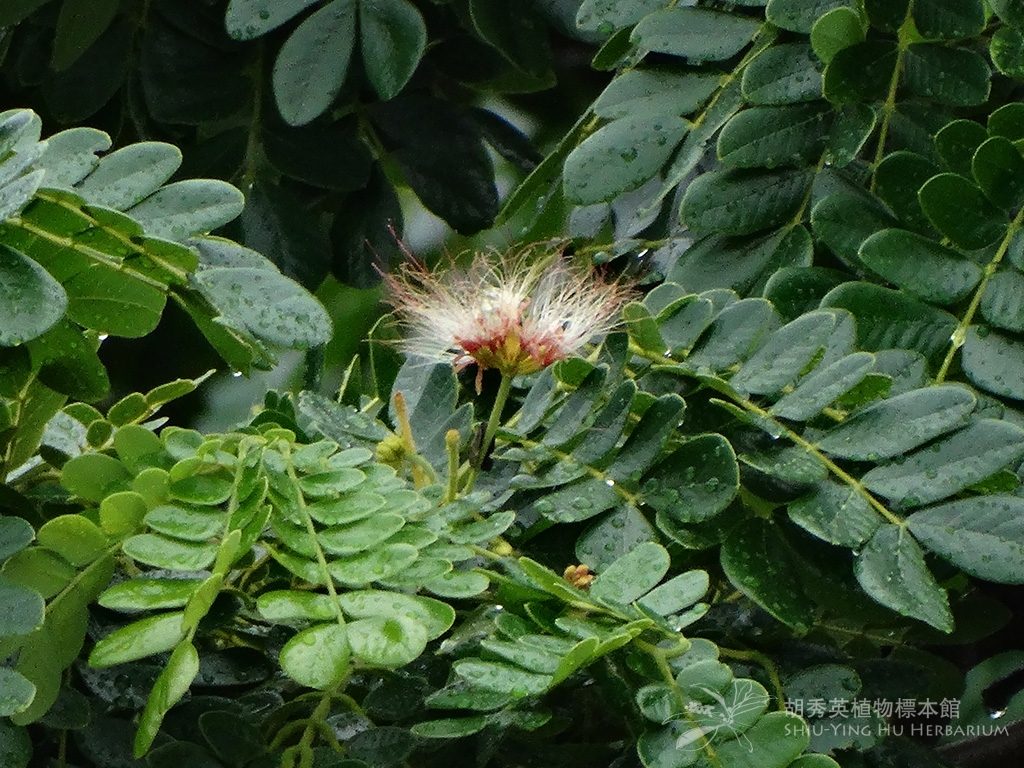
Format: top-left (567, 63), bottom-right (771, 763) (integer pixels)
top-left (99, 578), bottom-right (203, 612)
top-left (453, 660), bottom-right (550, 698)
top-left (688, 297), bottom-right (781, 370)
top-left (338, 591), bottom-right (454, 640)
top-left (919, 173), bottom-right (1006, 250)
top-left (51, 0), bottom-right (119, 71)
top-left (64, 264), bottom-right (166, 338)
top-left (0, 720), bottom-right (32, 768)
top-left (328, 543), bottom-right (418, 585)
top-left (718, 104), bottom-right (829, 169)
top-left (61, 453), bottom-right (131, 502)
top-left (992, 0), bottom-right (1024, 26)
top-left (563, 115), bottom-right (687, 205)
top-left (469, 0), bottom-right (552, 79)
top-left (1, 549), bottom-right (75, 599)
top-left (638, 570), bottom-right (709, 616)
top-left (0, 669), bottom-right (35, 717)
top-left (127, 180), bottom-right (244, 242)
top-left (272, 0), bottom-right (357, 126)
top-left (642, 435), bottom-right (739, 523)
top-left (348, 615), bottom-right (428, 667)
top-left (359, 0), bottom-right (426, 101)
top-left (575, 506), bottom-right (656, 573)
top-left (873, 151), bottom-right (939, 231)
top-left (741, 43), bottom-right (823, 105)
top-left (732, 309), bottom-right (848, 395)
top-left (936, 119), bottom-right (988, 177)
top-left (721, 518), bottom-right (814, 630)
top-left (816, 384), bottom-right (975, 460)
top-left (134, 641), bottom-right (199, 757)
top-left (0, 246), bottom-right (67, 347)
top-left (961, 326), bottom-right (1024, 400)
top-left (631, 8), bottom-right (761, 63)
top-left (225, 0), bottom-right (320, 40)
top-left (89, 611), bottom-right (185, 666)
top-left (715, 712), bottom-right (811, 767)
top-left (0, 517), bottom-right (34, 562)
top-left (766, 0), bottom-right (853, 33)
top-left (824, 105), bottom-right (877, 167)
top-left (973, 137), bottom-right (1024, 210)
top-left (424, 570), bottom-right (490, 598)
top-left (788, 481), bottom-right (880, 547)
top-left (992, 27), bottom-right (1024, 79)
top-left (858, 228), bottom-right (981, 304)
top-left (863, 420), bottom-right (1024, 508)
top-left (122, 533), bottom-right (217, 571)
top-left (279, 623), bottom-right (350, 689)
top-left (811, 7), bottom-right (865, 63)
top-left (681, 168), bottom-right (811, 235)
top-left (811, 191), bottom-right (898, 270)
top-left (908, 496), bottom-right (1024, 584)
top-left (575, 0), bottom-right (667, 33)
top-left (595, 71), bottom-right (720, 120)
top-left (319, 514), bottom-right (406, 556)
top-left (980, 270), bottom-right (1024, 332)
top-left (194, 267), bottom-right (332, 349)
top-left (821, 282), bottom-right (957, 358)
top-left (912, 0), bottom-right (985, 40)
top-left (903, 44), bottom-right (990, 106)
top-left (37, 515), bottom-right (107, 567)
top-left (75, 141), bottom-right (181, 210)
top-left (770, 352), bottom-right (874, 421)
top-left (823, 41), bottom-right (898, 105)
top-left (411, 717), bottom-right (488, 739)
top-left (0, 575), bottom-right (44, 638)
top-left (856, 525), bottom-right (952, 631)
top-left (590, 542), bottom-right (670, 605)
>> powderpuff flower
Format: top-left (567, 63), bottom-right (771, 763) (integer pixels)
top-left (384, 249), bottom-right (631, 386)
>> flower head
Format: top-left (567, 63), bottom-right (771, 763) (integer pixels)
top-left (384, 248), bottom-right (630, 383)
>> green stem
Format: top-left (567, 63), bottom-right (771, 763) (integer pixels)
top-left (474, 372), bottom-right (514, 472)
top-left (718, 647), bottom-right (786, 711)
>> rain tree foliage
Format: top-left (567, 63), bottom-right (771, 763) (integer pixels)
top-left (9, 1), bottom-right (1024, 768)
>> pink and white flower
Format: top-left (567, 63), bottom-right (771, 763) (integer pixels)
top-left (385, 249), bottom-right (630, 385)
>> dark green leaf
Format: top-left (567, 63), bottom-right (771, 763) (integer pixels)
top-left (903, 44), bottom-right (990, 107)
top-left (821, 281), bottom-right (957, 358)
top-left (564, 115), bottom-right (687, 205)
top-left (973, 137), bottom-right (1024, 210)
top-left (225, 0), bottom-right (320, 40)
top-left (961, 325), bottom-right (1024, 400)
top-left (642, 434), bottom-right (739, 524)
top-left (595, 71), bottom-right (720, 120)
top-left (575, 0), bottom-right (667, 33)
top-left (766, 0), bottom-right (853, 33)
top-left (681, 168), bottom-right (811, 235)
top-left (816, 384), bottom-right (975, 460)
top-left (370, 95), bottom-right (497, 234)
top-left (908, 496), bottom-right (1024, 583)
top-left (862, 419), bottom-right (1024, 508)
top-left (51, 0), bottom-right (119, 71)
top-left (771, 352), bottom-right (874, 421)
top-left (935, 119), bottom-right (988, 177)
top-left (630, 8), bottom-right (761, 63)
top-left (788, 481), bottom-right (880, 547)
top-left (590, 542), bottom-right (669, 605)
top-left (718, 104), bottom-right (829, 169)
top-left (741, 43), bottom-right (823, 105)
top-left (0, 246), bottom-right (66, 346)
top-left (873, 151), bottom-right (939, 231)
top-left (272, 0), bottom-right (357, 126)
top-left (858, 228), bottom-right (981, 304)
top-left (721, 518), bottom-right (814, 630)
top-left (360, 0), bottom-right (426, 101)
top-left (991, 26), bottom-right (1024, 79)
top-left (980, 270), bottom-right (1024, 332)
top-left (811, 7), bottom-right (865, 63)
top-left (912, 0), bottom-right (985, 40)
top-left (469, 0), bottom-right (552, 79)
top-left (854, 524), bottom-right (952, 632)
top-left (823, 41), bottom-right (898, 105)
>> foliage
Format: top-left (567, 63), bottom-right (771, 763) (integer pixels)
top-left (7, 1), bottom-right (1024, 768)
